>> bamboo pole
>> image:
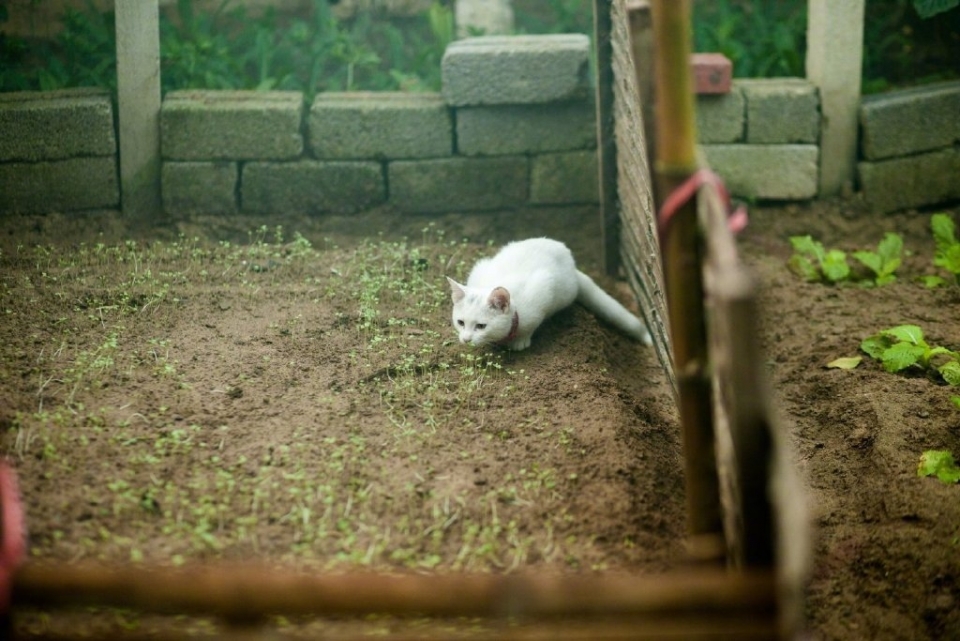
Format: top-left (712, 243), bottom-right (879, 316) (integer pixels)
top-left (648, 0), bottom-right (725, 564)
top-left (14, 563), bottom-right (775, 622)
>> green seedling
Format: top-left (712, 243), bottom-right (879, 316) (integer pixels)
top-left (860, 324), bottom-right (960, 385)
top-left (788, 233), bottom-right (904, 286)
top-left (788, 235), bottom-right (850, 283)
top-left (930, 213), bottom-right (960, 286)
top-left (852, 232), bottom-right (903, 286)
top-left (918, 450), bottom-right (960, 484)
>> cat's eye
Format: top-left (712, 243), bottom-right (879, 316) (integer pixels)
top-left (456, 319), bottom-right (465, 327)
top-left (475, 323), bottom-right (486, 330)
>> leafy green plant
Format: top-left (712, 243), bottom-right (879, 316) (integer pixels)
top-left (860, 324), bottom-right (960, 385)
top-left (913, 0), bottom-right (960, 18)
top-left (788, 236), bottom-right (850, 283)
top-left (862, 0), bottom-right (960, 93)
top-left (852, 232), bottom-right (904, 286)
top-left (928, 213), bottom-right (960, 286)
top-left (918, 450), bottom-right (960, 484)
top-left (788, 233), bottom-right (904, 286)
top-left (693, 0), bottom-right (806, 78)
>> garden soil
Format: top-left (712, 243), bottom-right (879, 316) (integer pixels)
top-left (1, 197), bottom-right (958, 640)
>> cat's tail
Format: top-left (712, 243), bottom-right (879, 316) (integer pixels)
top-left (575, 271), bottom-right (652, 345)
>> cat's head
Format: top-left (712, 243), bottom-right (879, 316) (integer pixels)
top-left (447, 277), bottom-right (514, 346)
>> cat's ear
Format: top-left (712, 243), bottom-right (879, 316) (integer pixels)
top-left (447, 277), bottom-right (466, 303)
top-left (487, 287), bottom-right (511, 312)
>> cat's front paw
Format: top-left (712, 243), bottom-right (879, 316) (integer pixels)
top-left (505, 337), bottom-right (532, 351)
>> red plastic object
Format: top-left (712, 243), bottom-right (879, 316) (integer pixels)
top-left (0, 460), bottom-right (26, 615)
top-left (691, 53), bottom-right (733, 94)
top-left (657, 168), bottom-right (748, 245)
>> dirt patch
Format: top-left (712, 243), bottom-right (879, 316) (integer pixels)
top-left (740, 199), bottom-right (960, 641)
top-left (1, 199), bottom-right (959, 639)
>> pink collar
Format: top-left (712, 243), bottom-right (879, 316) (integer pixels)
top-left (496, 311), bottom-right (520, 346)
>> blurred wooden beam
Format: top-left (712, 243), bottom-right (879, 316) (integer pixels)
top-left (15, 562), bottom-right (775, 622)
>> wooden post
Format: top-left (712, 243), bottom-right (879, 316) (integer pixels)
top-left (626, 0), bottom-right (656, 191)
top-left (649, 0), bottom-right (725, 564)
top-left (806, 0), bottom-right (865, 196)
top-left (593, 0), bottom-right (620, 277)
top-left (115, 1), bottom-right (162, 220)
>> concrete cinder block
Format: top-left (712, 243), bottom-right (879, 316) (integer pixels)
top-left (241, 160), bottom-right (385, 214)
top-left (860, 81), bottom-right (960, 161)
top-left (162, 161), bottom-right (238, 216)
top-left (859, 148), bottom-right (960, 213)
top-left (0, 88), bottom-right (116, 162)
top-left (389, 156), bottom-right (528, 213)
top-left (530, 151), bottom-right (598, 204)
top-left (0, 157), bottom-right (118, 213)
top-left (457, 100), bottom-right (595, 155)
top-left (161, 90), bottom-right (303, 161)
top-left (309, 92), bottom-right (453, 159)
top-left (696, 86), bottom-right (745, 144)
top-left (442, 35), bottom-right (590, 106)
top-left (700, 144), bottom-right (819, 200)
top-left (739, 79), bottom-right (820, 144)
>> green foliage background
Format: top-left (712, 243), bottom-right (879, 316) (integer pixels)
top-left (0, 0), bottom-right (958, 95)
top-left (0, 0), bottom-right (455, 98)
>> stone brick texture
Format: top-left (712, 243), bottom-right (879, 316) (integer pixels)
top-left (857, 80), bottom-right (960, 212)
top-left (456, 100), bottom-right (595, 156)
top-left (11, 37), bottom-right (952, 216)
top-left (0, 88), bottom-right (119, 213)
top-left (309, 92), bottom-right (452, 159)
top-left (242, 161), bottom-right (386, 215)
top-left (162, 161), bottom-right (238, 217)
top-left (0, 158), bottom-right (119, 214)
top-left (389, 157), bottom-right (528, 213)
top-left (161, 90), bottom-right (303, 161)
top-left (859, 80), bottom-right (960, 161)
top-left (0, 88), bottom-right (116, 162)
top-left (442, 35), bottom-right (591, 106)
top-left (701, 145), bottom-right (819, 201)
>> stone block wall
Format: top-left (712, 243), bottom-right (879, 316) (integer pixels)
top-left (161, 34), bottom-right (599, 217)
top-left (857, 81), bottom-right (960, 213)
top-left (0, 88), bottom-right (119, 214)
top-left (696, 78), bottom-right (821, 200)
top-left (0, 36), bottom-right (955, 217)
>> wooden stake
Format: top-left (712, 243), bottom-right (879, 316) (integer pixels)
top-left (14, 563), bottom-right (774, 622)
top-left (626, 0), bottom-right (656, 190)
top-left (649, 0), bottom-right (725, 564)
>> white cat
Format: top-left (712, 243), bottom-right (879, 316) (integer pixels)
top-left (446, 238), bottom-right (652, 351)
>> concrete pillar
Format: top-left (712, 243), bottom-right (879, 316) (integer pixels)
top-left (806, 0), bottom-right (865, 196)
top-left (115, 2), bottom-right (162, 219)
